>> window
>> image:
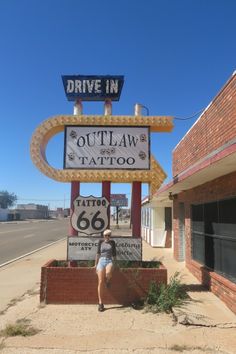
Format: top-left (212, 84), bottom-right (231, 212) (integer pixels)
top-left (165, 207), bottom-right (172, 230)
top-left (191, 197), bottom-right (236, 283)
top-left (191, 204), bottom-right (204, 264)
top-left (141, 207), bottom-right (151, 228)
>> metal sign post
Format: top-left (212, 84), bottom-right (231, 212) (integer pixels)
top-left (132, 104), bottom-right (142, 238)
top-left (70, 99), bottom-right (83, 236)
top-left (116, 206), bottom-right (119, 227)
top-left (102, 99), bottom-right (112, 228)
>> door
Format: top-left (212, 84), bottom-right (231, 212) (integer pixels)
top-left (179, 203), bottom-right (185, 261)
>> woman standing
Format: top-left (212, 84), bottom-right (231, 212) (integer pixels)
top-left (95, 229), bottom-right (116, 312)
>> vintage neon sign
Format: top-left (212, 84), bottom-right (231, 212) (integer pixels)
top-left (62, 75), bottom-right (124, 101)
top-left (30, 114), bottom-right (173, 196)
top-left (64, 126), bottom-right (150, 170)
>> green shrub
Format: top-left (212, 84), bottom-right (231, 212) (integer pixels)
top-left (56, 260), bottom-right (68, 267)
top-left (115, 260), bottom-right (136, 268)
top-left (76, 260), bottom-right (95, 267)
top-left (115, 260), bottom-right (161, 269)
top-left (145, 272), bottom-right (188, 313)
top-left (141, 261), bottom-right (160, 268)
top-left (53, 260), bottom-right (161, 268)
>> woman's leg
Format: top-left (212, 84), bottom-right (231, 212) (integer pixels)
top-left (105, 262), bottom-right (113, 284)
top-left (97, 269), bottom-right (105, 304)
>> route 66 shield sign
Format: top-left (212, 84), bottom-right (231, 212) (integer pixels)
top-left (71, 195), bottom-right (109, 235)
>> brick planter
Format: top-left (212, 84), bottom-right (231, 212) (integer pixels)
top-left (40, 260), bottom-right (167, 305)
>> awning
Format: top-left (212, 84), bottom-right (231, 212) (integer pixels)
top-left (154, 141), bottom-right (236, 203)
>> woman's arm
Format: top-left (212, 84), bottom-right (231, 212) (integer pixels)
top-left (95, 253), bottom-right (100, 267)
top-left (95, 239), bottom-right (102, 267)
top-left (112, 240), bottom-right (116, 259)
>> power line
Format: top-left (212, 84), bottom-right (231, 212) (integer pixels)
top-left (140, 104), bottom-right (149, 116)
top-left (174, 107), bottom-right (205, 121)
top-left (17, 198), bottom-right (70, 202)
top-left (139, 104), bottom-right (205, 121)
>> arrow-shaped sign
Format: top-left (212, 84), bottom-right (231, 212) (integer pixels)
top-left (30, 115), bottom-right (173, 196)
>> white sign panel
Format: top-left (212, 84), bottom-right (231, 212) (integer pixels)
top-left (64, 126), bottom-right (150, 170)
top-left (71, 195), bottom-right (109, 235)
top-left (110, 194), bottom-right (128, 207)
top-left (68, 237), bottom-right (142, 261)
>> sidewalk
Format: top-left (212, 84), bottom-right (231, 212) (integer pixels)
top-left (0, 238), bottom-right (67, 313)
top-left (0, 229), bottom-right (236, 353)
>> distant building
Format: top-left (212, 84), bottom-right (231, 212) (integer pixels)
top-left (141, 197), bottom-right (172, 248)
top-left (0, 208), bottom-right (9, 221)
top-left (49, 208), bottom-right (70, 219)
top-left (14, 204), bottom-right (49, 219)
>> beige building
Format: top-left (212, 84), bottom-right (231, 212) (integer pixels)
top-left (142, 197), bottom-right (172, 248)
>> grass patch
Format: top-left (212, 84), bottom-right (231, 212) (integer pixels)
top-left (170, 344), bottom-right (189, 352)
top-left (0, 341), bottom-right (5, 350)
top-left (27, 289), bottom-right (40, 296)
top-left (7, 298), bottom-right (20, 307)
top-left (0, 319), bottom-right (40, 337)
top-left (145, 272), bottom-right (189, 313)
top-left (38, 302), bottom-right (46, 309)
top-left (170, 344), bottom-right (205, 352)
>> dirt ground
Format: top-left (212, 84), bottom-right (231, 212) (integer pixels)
top-left (1, 283), bottom-right (236, 354)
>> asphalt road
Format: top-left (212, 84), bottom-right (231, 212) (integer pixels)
top-left (0, 218), bottom-right (69, 265)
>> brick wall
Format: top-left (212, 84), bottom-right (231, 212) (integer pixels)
top-left (173, 73), bottom-right (236, 177)
top-left (187, 260), bottom-right (236, 315)
top-left (40, 260), bottom-right (167, 304)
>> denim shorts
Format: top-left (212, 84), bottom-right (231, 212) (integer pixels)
top-left (96, 257), bottom-right (113, 271)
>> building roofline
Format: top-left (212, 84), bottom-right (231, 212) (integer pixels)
top-left (154, 133), bottom-right (236, 200)
top-left (173, 70), bottom-right (236, 152)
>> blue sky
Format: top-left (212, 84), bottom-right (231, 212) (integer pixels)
top-left (0, 0), bottom-right (235, 209)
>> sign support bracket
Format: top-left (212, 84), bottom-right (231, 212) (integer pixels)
top-left (69, 100), bottom-right (83, 236)
top-left (102, 99), bottom-right (112, 229)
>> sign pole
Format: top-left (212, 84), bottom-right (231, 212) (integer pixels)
top-left (69, 99), bottom-right (82, 236)
top-left (131, 182), bottom-right (141, 237)
top-left (69, 182), bottom-right (80, 236)
top-left (102, 99), bottom-right (112, 228)
top-left (131, 104), bottom-right (142, 238)
top-left (116, 206), bottom-right (119, 226)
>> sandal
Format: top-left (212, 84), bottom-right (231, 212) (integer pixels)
top-left (98, 303), bottom-right (104, 312)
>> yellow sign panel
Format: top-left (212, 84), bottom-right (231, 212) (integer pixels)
top-left (30, 115), bottom-right (173, 196)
